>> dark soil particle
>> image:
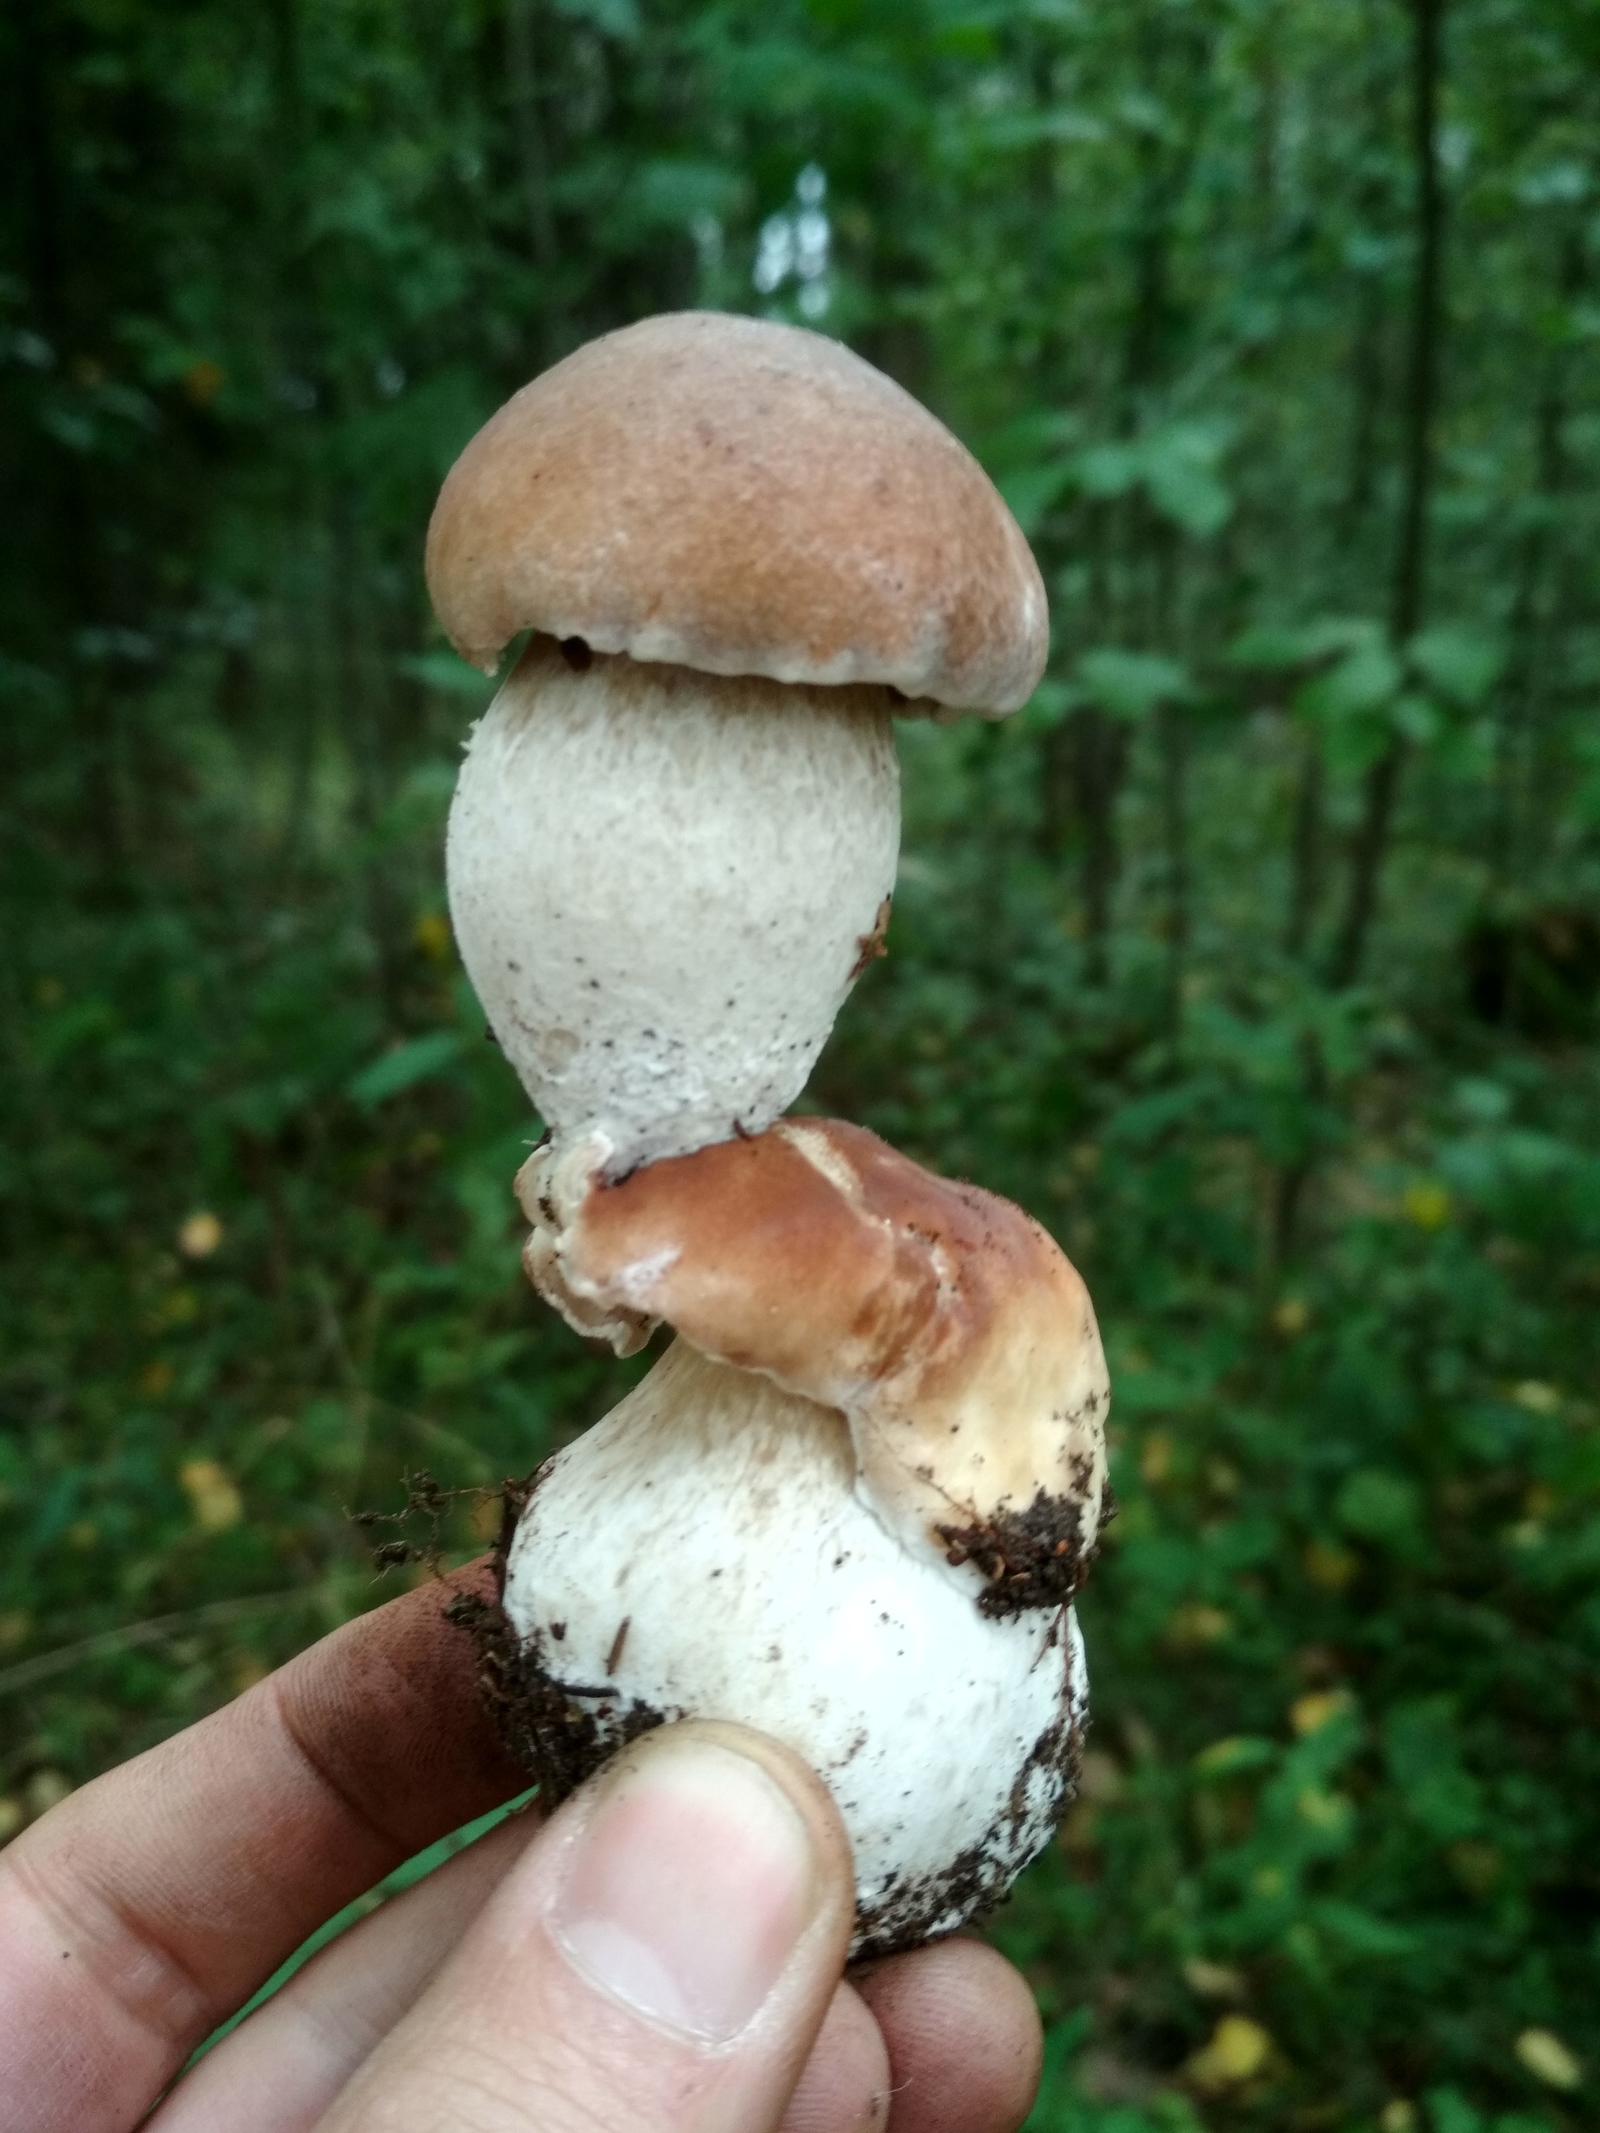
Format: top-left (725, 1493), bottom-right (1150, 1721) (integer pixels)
top-left (445, 1467), bottom-right (669, 1804)
top-left (445, 1581), bottom-right (666, 1805)
top-left (937, 1485), bottom-right (1106, 1618)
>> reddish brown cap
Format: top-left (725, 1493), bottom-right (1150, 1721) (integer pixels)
top-left (425, 313), bottom-right (1048, 715)
top-left (516, 1118), bottom-right (1110, 1591)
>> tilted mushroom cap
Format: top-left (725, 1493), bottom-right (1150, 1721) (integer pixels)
top-left (517, 1117), bottom-right (1112, 1610)
top-left (425, 312), bottom-right (1048, 715)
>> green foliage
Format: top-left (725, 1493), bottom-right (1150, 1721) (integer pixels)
top-left (4, 1), bottom-right (1600, 2128)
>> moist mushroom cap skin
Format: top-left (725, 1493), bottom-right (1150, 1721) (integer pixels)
top-left (517, 1116), bottom-right (1113, 1607)
top-left (425, 312), bottom-right (1047, 715)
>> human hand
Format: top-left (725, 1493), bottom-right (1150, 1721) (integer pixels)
top-left (0, 1564), bottom-right (1042, 2132)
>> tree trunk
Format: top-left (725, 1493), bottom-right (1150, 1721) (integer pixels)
top-left (1489, 228), bottom-right (1581, 883)
top-left (506, 0), bottom-right (557, 273)
top-left (1327, 0), bottom-right (1445, 990)
top-left (1159, 697), bottom-right (1190, 1042)
top-left (1284, 737), bottom-right (1326, 960)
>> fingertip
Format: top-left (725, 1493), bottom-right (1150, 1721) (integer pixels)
top-left (315, 1719), bottom-right (860, 2132)
top-left (854, 1936), bottom-right (1043, 2133)
top-left (779, 1982), bottom-right (892, 2133)
top-left (648, 1719), bottom-right (859, 1929)
top-left (544, 1721), bottom-right (853, 2046)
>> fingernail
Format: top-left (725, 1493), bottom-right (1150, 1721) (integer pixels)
top-left (549, 1733), bottom-right (821, 2044)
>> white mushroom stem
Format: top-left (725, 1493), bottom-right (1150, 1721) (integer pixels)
top-left (501, 1338), bottom-right (1088, 1957)
top-left (446, 636), bottom-right (900, 1174)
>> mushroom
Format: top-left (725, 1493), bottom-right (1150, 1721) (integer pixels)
top-left (426, 312), bottom-right (1112, 1955)
top-left (431, 311), bottom-right (1042, 1173)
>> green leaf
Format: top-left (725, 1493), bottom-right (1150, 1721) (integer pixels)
top-left (1145, 458), bottom-right (1232, 536)
top-left (1296, 642), bottom-right (1403, 724)
top-left (1194, 1735), bottom-right (1277, 1780)
top-left (998, 460), bottom-right (1077, 536)
top-left (1228, 623), bottom-right (1324, 669)
top-left (1335, 1469), bottom-right (1420, 1546)
top-left (1018, 676), bottom-right (1082, 732)
top-left (1310, 1900), bottom-right (1417, 1958)
top-left (1385, 1701), bottom-right (1483, 1840)
top-left (1077, 649), bottom-right (1190, 721)
top-left (1425, 2088), bottom-right (1484, 2133)
top-left (1229, 616), bottom-right (1381, 670)
top-left (348, 1031), bottom-right (464, 1105)
top-left (1074, 442), bottom-right (1144, 498)
top-left (627, 158), bottom-right (741, 228)
top-left (554, 0), bottom-right (640, 37)
top-left (1390, 692), bottom-right (1443, 745)
top-left (1407, 625), bottom-right (1505, 706)
top-left (985, 410), bottom-right (1082, 466)
top-left (396, 651), bottom-right (496, 698)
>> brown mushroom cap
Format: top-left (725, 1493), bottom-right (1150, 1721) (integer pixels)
top-left (425, 312), bottom-right (1048, 715)
top-left (516, 1117), bottom-right (1112, 1608)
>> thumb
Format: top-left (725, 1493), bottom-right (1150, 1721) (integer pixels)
top-left (316, 1720), bottom-right (857, 2133)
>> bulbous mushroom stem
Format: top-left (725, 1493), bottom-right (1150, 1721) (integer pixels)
top-left (447, 636), bottom-right (900, 1173)
top-left (496, 1338), bottom-right (1089, 1958)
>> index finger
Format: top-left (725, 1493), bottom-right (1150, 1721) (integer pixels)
top-left (0, 1560), bottom-right (525, 2133)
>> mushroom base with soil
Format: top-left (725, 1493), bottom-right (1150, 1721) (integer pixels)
top-left (472, 1338), bottom-right (1089, 1960)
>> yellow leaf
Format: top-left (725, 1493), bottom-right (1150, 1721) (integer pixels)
top-left (468, 1494), bottom-right (505, 1542)
top-left (1186, 2015), bottom-right (1272, 2092)
top-left (1512, 1380), bottom-right (1560, 1415)
top-left (25, 1770), bottom-right (72, 1818)
top-left (1273, 1296), bottom-right (1310, 1336)
top-left (1401, 1180), bottom-right (1451, 1230)
top-left (1295, 1787), bottom-right (1351, 1832)
top-left (177, 1211), bottom-right (223, 1259)
top-left (180, 1458), bottom-right (243, 1534)
top-left (1140, 1432), bottom-right (1173, 1483)
top-left (413, 910), bottom-right (453, 961)
top-left (1515, 2029), bottom-right (1581, 2091)
top-left (1290, 1689), bottom-right (1354, 1737)
top-left (1167, 1602), bottom-right (1231, 1651)
top-left (1183, 1958), bottom-right (1246, 2001)
top-left (1194, 1735), bottom-right (1261, 1777)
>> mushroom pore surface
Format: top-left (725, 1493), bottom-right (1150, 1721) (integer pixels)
top-left (446, 635), bottom-right (900, 1172)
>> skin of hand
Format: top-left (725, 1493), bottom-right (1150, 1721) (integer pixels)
top-left (0, 1563), bottom-right (1043, 2133)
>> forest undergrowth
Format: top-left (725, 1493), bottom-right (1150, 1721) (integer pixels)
top-left (5, 1), bottom-right (1600, 2127)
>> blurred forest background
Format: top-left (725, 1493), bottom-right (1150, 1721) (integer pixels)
top-left (4, 0), bottom-right (1600, 2126)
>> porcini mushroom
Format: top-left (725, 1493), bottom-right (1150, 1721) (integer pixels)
top-left (428, 312), bottom-right (1111, 1955)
